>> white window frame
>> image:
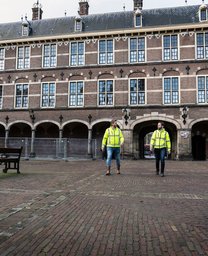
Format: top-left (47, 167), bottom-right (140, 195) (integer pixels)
top-left (134, 14), bottom-right (142, 27)
top-left (42, 43), bottom-right (57, 68)
top-left (98, 39), bottom-right (114, 65)
top-left (196, 75), bottom-right (208, 104)
top-left (195, 32), bottom-right (208, 60)
top-left (22, 24), bottom-right (29, 37)
top-left (14, 83), bottom-right (29, 109)
top-left (0, 85), bottom-right (3, 109)
top-left (75, 18), bottom-right (82, 32)
top-left (129, 78), bottom-right (146, 106)
top-left (69, 41), bottom-right (85, 67)
top-left (68, 80), bottom-right (84, 107)
top-left (97, 79), bottom-right (114, 107)
top-left (162, 76), bottom-right (180, 105)
top-left (129, 36), bottom-right (146, 64)
top-left (0, 48), bottom-right (5, 71)
top-left (199, 8), bottom-right (208, 22)
top-left (40, 82), bottom-right (56, 108)
top-left (16, 45), bottom-right (31, 70)
top-left (162, 34), bottom-right (179, 61)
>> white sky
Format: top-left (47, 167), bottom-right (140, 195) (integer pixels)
top-left (0, 0), bottom-right (204, 24)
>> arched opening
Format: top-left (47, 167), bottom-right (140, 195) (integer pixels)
top-left (133, 120), bottom-right (177, 160)
top-left (0, 124), bottom-right (5, 147)
top-left (36, 122), bottom-right (59, 138)
top-left (92, 121), bottom-right (110, 157)
top-left (9, 123), bottom-right (31, 137)
top-left (192, 121), bottom-right (208, 160)
top-left (63, 122), bottom-right (88, 138)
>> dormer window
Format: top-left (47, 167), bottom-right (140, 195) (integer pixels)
top-left (22, 20), bottom-right (30, 36)
top-left (134, 9), bottom-right (142, 27)
top-left (75, 17), bottom-right (82, 32)
top-left (199, 4), bottom-right (208, 22)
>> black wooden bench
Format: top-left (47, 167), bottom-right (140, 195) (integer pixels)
top-left (0, 147), bottom-right (23, 174)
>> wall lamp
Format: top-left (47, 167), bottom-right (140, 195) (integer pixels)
top-left (122, 108), bottom-right (131, 125)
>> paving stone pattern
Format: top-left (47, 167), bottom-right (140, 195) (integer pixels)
top-left (0, 160), bottom-right (208, 256)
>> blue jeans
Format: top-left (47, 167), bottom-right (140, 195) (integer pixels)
top-left (154, 148), bottom-right (166, 173)
top-left (106, 147), bottom-right (121, 168)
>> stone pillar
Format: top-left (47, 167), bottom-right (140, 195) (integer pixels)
top-left (58, 129), bottom-right (63, 158)
top-left (5, 129), bottom-right (9, 148)
top-left (30, 129), bottom-right (36, 157)
top-left (122, 129), bottom-right (133, 159)
top-left (88, 129), bottom-right (92, 156)
top-left (177, 129), bottom-right (192, 160)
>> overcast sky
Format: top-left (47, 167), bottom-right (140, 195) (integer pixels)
top-left (0, 0), bottom-right (204, 24)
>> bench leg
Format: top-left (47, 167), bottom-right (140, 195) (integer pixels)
top-left (3, 162), bottom-right (8, 173)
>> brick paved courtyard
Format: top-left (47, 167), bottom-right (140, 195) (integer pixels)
top-left (0, 160), bottom-right (208, 256)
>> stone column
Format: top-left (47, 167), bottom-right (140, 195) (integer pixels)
top-left (177, 129), bottom-right (192, 160)
top-left (121, 129), bottom-right (133, 159)
top-left (5, 129), bottom-right (9, 148)
top-left (30, 129), bottom-right (36, 157)
top-left (88, 129), bottom-right (92, 156)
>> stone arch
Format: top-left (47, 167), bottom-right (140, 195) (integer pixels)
top-left (97, 73), bottom-right (114, 80)
top-left (196, 68), bottom-right (208, 75)
top-left (63, 121), bottom-right (88, 138)
top-left (62, 120), bottom-right (90, 130)
top-left (163, 70), bottom-right (180, 76)
top-left (69, 75), bottom-right (84, 81)
top-left (191, 119), bottom-right (208, 160)
top-left (35, 121), bottom-right (59, 138)
top-left (8, 122), bottom-right (32, 137)
top-left (91, 119), bottom-right (123, 130)
top-left (128, 71), bottom-right (146, 78)
top-left (41, 76), bottom-right (56, 82)
top-left (15, 77), bottom-right (29, 83)
top-left (131, 116), bottom-right (179, 159)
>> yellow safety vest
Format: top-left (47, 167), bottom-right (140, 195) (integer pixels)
top-left (150, 129), bottom-right (171, 150)
top-left (102, 127), bottom-right (124, 148)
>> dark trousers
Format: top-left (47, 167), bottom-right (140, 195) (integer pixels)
top-left (154, 148), bottom-right (166, 174)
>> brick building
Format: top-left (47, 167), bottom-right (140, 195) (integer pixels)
top-left (0, 0), bottom-right (208, 160)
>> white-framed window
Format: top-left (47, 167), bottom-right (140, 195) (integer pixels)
top-left (163, 77), bottom-right (179, 105)
top-left (22, 23), bottom-right (30, 36)
top-left (69, 81), bottom-right (84, 107)
top-left (197, 76), bottom-right (208, 104)
top-left (98, 80), bottom-right (114, 106)
top-left (75, 18), bottom-right (82, 32)
top-left (15, 84), bottom-right (29, 108)
top-left (0, 48), bottom-right (5, 71)
top-left (135, 14), bottom-right (142, 27)
top-left (163, 35), bottom-right (178, 61)
top-left (129, 37), bottom-right (145, 63)
top-left (196, 32), bottom-right (208, 59)
top-left (0, 85), bottom-right (3, 109)
top-left (98, 39), bottom-right (114, 65)
top-left (41, 83), bottom-right (56, 108)
top-left (129, 79), bottom-right (145, 105)
top-left (17, 46), bottom-right (30, 69)
top-left (43, 44), bottom-right (57, 68)
top-left (70, 42), bottom-right (85, 66)
top-left (199, 5), bottom-right (208, 22)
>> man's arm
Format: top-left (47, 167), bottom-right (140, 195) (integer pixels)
top-left (101, 129), bottom-right (108, 150)
top-left (150, 131), bottom-right (156, 152)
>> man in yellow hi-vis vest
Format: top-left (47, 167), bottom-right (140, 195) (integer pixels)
top-left (102, 120), bottom-right (124, 175)
top-left (150, 122), bottom-right (171, 177)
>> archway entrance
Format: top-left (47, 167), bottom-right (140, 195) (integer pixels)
top-left (0, 124), bottom-right (5, 147)
top-left (36, 122), bottom-right (59, 138)
top-left (192, 121), bottom-right (208, 160)
top-left (63, 122), bottom-right (88, 138)
top-left (9, 123), bottom-right (31, 137)
top-left (92, 122), bottom-right (110, 157)
top-left (133, 121), bottom-right (177, 159)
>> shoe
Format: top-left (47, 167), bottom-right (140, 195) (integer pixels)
top-left (106, 172), bottom-right (111, 176)
top-left (160, 173), bottom-right (164, 177)
top-left (117, 171), bottom-right (121, 175)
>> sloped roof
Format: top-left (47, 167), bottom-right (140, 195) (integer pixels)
top-left (0, 5), bottom-right (202, 41)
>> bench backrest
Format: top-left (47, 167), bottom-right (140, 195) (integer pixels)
top-left (0, 147), bottom-right (22, 159)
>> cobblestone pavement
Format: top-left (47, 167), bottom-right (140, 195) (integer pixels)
top-left (0, 159), bottom-right (208, 256)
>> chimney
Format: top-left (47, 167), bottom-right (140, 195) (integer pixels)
top-left (133, 0), bottom-right (143, 11)
top-left (78, 0), bottom-right (89, 16)
top-left (32, 1), bottom-right (43, 20)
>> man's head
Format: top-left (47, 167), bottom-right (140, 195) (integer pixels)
top-left (111, 119), bottom-right (117, 128)
top-left (157, 121), bottom-right (164, 130)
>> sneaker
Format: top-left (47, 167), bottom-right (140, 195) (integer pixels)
top-left (160, 173), bottom-right (164, 177)
top-left (106, 172), bottom-right (111, 176)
